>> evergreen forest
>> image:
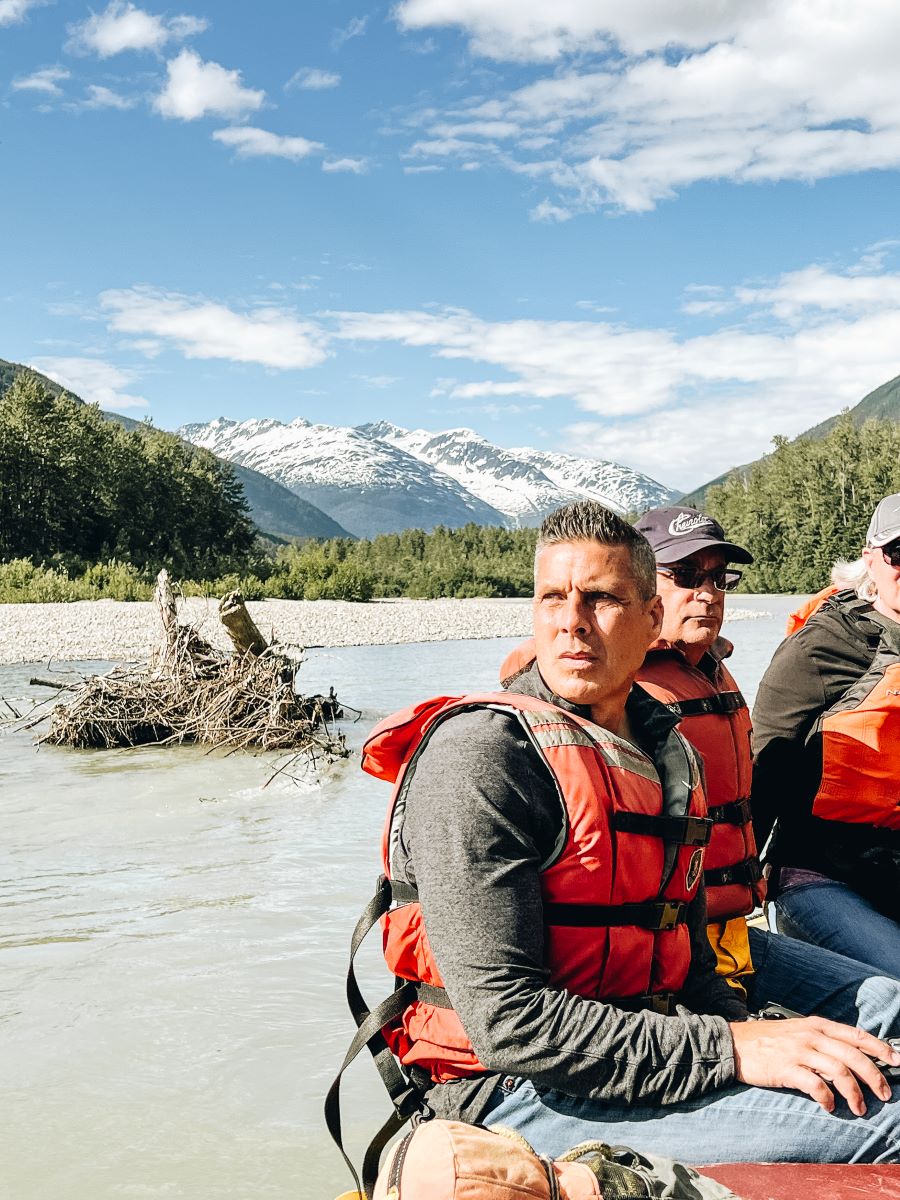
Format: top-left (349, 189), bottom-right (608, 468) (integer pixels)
top-left (0, 372), bottom-right (256, 580)
top-left (4, 365), bottom-right (899, 601)
top-left (704, 415), bottom-right (900, 592)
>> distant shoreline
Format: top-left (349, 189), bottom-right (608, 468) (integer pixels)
top-left (0, 596), bottom-right (776, 665)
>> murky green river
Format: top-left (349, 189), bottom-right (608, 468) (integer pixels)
top-left (1, 596), bottom-right (798, 1199)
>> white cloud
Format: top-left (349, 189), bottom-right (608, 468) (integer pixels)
top-left (530, 199), bottom-right (572, 223)
top-left (322, 156), bottom-right (367, 173)
top-left (330, 257), bottom-right (900, 488)
top-left (154, 49), bottom-right (264, 121)
top-left (395, 0), bottom-right (747, 61)
top-left (100, 287), bottom-right (329, 370)
top-left (67, 2), bottom-right (207, 57)
top-left (12, 65), bottom-right (69, 95)
top-left (286, 67), bottom-right (341, 91)
top-left (736, 265), bottom-right (900, 321)
top-left (213, 126), bottom-right (324, 161)
top-left (332, 15), bottom-right (368, 49)
top-left (29, 356), bottom-right (149, 411)
top-left (403, 164), bottom-right (444, 174)
top-left (396, 1), bottom-right (900, 213)
top-left (0, 0), bottom-right (42, 25)
top-left (80, 84), bottom-right (135, 110)
top-left (355, 374), bottom-right (400, 388)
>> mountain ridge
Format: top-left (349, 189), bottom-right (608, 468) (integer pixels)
top-left (181, 415), bottom-right (679, 537)
top-left (682, 372), bottom-right (900, 507)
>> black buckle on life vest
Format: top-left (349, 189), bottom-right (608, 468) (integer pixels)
top-left (657, 901), bottom-right (683, 931)
top-left (543, 899), bottom-right (687, 930)
top-left (707, 797), bottom-right (752, 826)
top-left (612, 811), bottom-right (713, 847)
top-left (614, 991), bottom-right (676, 1016)
top-left (668, 691), bottom-right (746, 718)
top-left (704, 857), bottom-right (763, 888)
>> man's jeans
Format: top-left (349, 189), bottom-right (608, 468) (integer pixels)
top-left (482, 929), bottom-right (900, 1164)
top-left (483, 1075), bottom-right (900, 1164)
top-left (773, 880), bottom-right (900, 978)
top-left (746, 925), bottom-right (900, 1038)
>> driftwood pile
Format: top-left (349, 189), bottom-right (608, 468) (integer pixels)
top-left (37, 571), bottom-right (347, 773)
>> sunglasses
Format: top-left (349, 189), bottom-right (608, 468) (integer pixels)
top-left (657, 565), bottom-right (742, 593)
top-left (881, 540), bottom-right (900, 568)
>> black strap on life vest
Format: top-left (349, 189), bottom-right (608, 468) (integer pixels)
top-left (707, 797), bottom-right (752, 826)
top-left (667, 691), bottom-right (746, 718)
top-left (704, 858), bottom-right (763, 888)
top-left (543, 899), bottom-right (688, 931)
top-left (612, 810), bottom-right (713, 846)
top-left (324, 874), bottom-right (431, 1199)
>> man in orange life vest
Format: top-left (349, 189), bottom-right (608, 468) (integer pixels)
top-left (633, 505), bottom-right (900, 1022)
top-left (367, 501), bottom-right (900, 1164)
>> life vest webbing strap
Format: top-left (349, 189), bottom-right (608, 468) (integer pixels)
top-left (612, 810), bottom-right (713, 846)
top-left (707, 797), bottom-right (752, 826)
top-left (543, 899), bottom-right (687, 931)
top-left (668, 691), bottom-right (746, 718)
top-left (704, 858), bottom-right (763, 888)
top-left (613, 992), bottom-right (676, 1016)
top-left (325, 875), bottom-right (429, 1199)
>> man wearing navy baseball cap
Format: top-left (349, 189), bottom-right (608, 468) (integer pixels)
top-left (635, 505), bottom-right (900, 1046)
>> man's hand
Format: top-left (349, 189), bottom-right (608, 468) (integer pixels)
top-left (730, 1016), bottom-right (900, 1115)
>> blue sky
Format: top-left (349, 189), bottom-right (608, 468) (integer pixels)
top-left (3, 0), bottom-right (900, 491)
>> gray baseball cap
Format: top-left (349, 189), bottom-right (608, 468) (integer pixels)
top-left (866, 494), bottom-right (900, 547)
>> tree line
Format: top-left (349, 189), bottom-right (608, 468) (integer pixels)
top-left (704, 415), bottom-right (900, 592)
top-left (4, 367), bottom-right (897, 601)
top-left (0, 373), bottom-right (256, 578)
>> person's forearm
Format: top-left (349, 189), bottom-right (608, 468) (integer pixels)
top-left (444, 966), bottom-right (737, 1104)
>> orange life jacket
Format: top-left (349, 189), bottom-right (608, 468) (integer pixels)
top-left (785, 586), bottom-right (840, 635)
top-left (362, 690), bottom-right (710, 1085)
top-left (636, 643), bottom-right (765, 920)
top-left (812, 601), bottom-right (900, 830)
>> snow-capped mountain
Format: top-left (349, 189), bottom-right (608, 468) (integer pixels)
top-left (178, 416), bottom-right (507, 538)
top-left (510, 447), bottom-right (678, 518)
top-left (360, 422), bottom-right (678, 525)
top-left (359, 422), bottom-right (582, 526)
top-left (179, 415), bottom-right (678, 537)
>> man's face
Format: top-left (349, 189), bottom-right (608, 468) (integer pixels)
top-left (655, 548), bottom-right (727, 662)
top-left (533, 540), bottom-right (662, 713)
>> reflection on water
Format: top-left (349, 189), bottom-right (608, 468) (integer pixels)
top-left (0, 596), bottom-right (798, 1199)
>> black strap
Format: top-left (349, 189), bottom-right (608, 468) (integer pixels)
top-left (613, 992), bottom-right (676, 1016)
top-left (704, 857), bottom-right (763, 888)
top-left (543, 899), bottom-right (687, 931)
top-left (668, 691), bottom-right (746, 718)
top-left (416, 981), bottom-right (453, 1008)
top-left (612, 810), bottom-right (712, 846)
top-left (707, 797), bottom-right (752, 826)
top-left (325, 875), bottom-right (429, 1198)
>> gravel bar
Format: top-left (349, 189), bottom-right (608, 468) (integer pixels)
top-left (0, 597), bottom-right (768, 665)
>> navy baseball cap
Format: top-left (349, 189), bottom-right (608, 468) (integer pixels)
top-left (635, 506), bottom-right (753, 565)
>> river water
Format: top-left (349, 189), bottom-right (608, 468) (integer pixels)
top-left (1, 595), bottom-right (799, 1200)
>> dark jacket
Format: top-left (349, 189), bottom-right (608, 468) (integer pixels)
top-left (751, 590), bottom-right (900, 884)
top-left (394, 662), bottom-right (745, 1126)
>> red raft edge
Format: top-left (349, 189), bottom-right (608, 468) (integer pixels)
top-left (699, 1162), bottom-right (900, 1199)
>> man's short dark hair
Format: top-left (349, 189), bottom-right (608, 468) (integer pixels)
top-left (535, 501), bottom-right (657, 600)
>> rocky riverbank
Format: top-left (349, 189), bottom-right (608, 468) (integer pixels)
top-left (0, 597), bottom-right (771, 665)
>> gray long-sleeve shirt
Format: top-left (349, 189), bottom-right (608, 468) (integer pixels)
top-left (391, 663), bottom-right (745, 1124)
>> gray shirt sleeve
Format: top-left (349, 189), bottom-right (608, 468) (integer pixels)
top-left (399, 708), bottom-right (740, 1106)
